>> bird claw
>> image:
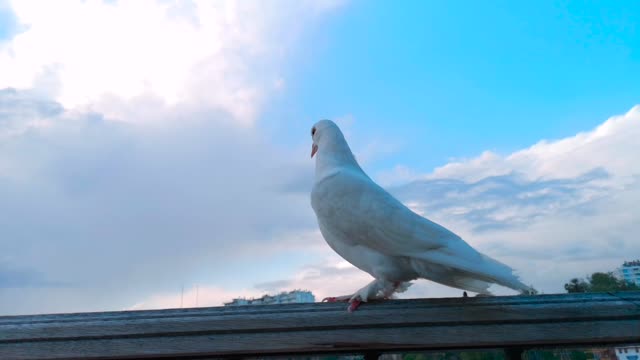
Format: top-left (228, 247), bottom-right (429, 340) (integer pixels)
top-left (347, 298), bottom-right (362, 312)
top-left (322, 296), bottom-right (363, 312)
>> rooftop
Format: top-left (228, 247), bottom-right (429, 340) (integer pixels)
top-left (224, 289), bottom-right (315, 306)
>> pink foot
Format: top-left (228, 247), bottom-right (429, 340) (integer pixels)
top-left (347, 299), bottom-right (362, 312)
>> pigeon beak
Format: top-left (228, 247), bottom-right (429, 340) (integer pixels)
top-left (311, 144), bottom-right (318, 158)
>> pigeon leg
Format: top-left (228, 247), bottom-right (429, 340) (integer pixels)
top-left (379, 281), bottom-right (403, 299)
top-left (324, 280), bottom-right (389, 311)
top-left (347, 298), bottom-right (362, 312)
top-left (344, 279), bottom-right (385, 312)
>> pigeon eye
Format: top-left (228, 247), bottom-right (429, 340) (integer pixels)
top-left (311, 127), bottom-right (316, 136)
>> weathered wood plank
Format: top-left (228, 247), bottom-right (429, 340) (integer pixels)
top-left (1, 292), bottom-right (639, 360)
top-left (2, 298), bottom-right (637, 341)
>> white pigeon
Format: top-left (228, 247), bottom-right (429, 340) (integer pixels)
top-left (310, 119), bottom-right (532, 311)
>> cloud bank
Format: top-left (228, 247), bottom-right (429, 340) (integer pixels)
top-left (0, 0), bottom-right (343, 315)
top-left (0, 0), bottom-right (342, 124)
top-left (0, 88), bottom-right (327, 314)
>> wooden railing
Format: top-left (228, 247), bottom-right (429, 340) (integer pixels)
top-left (1, 292), bottom-right (639, 359)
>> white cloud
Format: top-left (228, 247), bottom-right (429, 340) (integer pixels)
top-left (0, 0), bottom-right (343, 124)
top-left (0, 0), bottom-right (351, 315)
top-left (130, 254), bottom-right (373, 311)
top-left (429, 106), bottom-right (640, 183)
top-left (252, 254), bottom-right (373, 300)
top-left (0, 87), bottom-right (321, 316)
top-left (128, 285), bottom-right (265, 310)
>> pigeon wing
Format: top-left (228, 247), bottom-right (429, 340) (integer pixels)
top-left (313, 168), bottom-right (457, 253)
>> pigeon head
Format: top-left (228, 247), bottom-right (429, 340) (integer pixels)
top-left (310, 119), bottom-right (338, 158)
top-left (310, 120), bottom-right (362, 176)
top-left (310, 119), bottom-right (352, 158)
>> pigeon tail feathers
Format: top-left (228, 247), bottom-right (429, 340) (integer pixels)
top-left (412, 250), bottom-right (531, 295)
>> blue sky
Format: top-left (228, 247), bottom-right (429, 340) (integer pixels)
top-left (0, 0), bottom-right (19, 42)
top-left (271, 0), bottom-right (640, 173)
top-left (0, 1), bottom-right (639, 315)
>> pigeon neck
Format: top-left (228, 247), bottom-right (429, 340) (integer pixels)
top-left (315, 140), bottom-right (364, 181)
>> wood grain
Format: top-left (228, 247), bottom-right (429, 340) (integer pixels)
top-left (1, 292), bottom-right (639, 360)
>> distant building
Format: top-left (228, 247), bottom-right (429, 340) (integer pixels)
top-left (615, 346), bottom-right (640, 360)
top-left (224, 290), bottom-right (315, 306)
top-left (618, 260), bottom-right (640, 286)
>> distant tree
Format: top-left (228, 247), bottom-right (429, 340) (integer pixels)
top-left (564, 272), bottom-right (640, 293)
top-left (564, 278), bottom-right (590, 293)
top-left (589, 272), bottom-right (621, 292)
